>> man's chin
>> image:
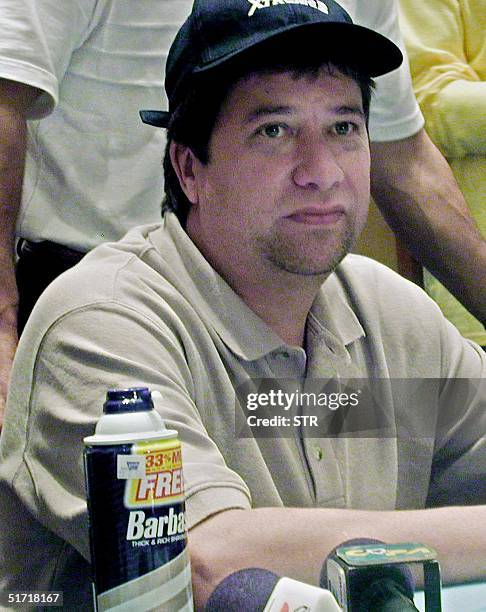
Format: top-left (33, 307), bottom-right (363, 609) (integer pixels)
top-left (271, 257), bottom-right (347, 277)
top-left (266, 247), bottom-right (351, 277)
top-left (261, 233), bottom-right (356, 277)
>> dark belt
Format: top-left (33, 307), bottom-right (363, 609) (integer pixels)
top-left (17, 239), bottom-right (86, 266)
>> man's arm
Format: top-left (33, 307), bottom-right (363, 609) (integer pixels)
top-left (0, 78), bottom-right (41, 426)
top-left (189, 504), bottom-right (486, 609)
top-left (370, 128), bottom-right (486, 326)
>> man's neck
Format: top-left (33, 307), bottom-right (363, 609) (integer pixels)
top-left (185, 216), bottom-right (327, 347)
top-left (220, 267), bottom-right (326, 347)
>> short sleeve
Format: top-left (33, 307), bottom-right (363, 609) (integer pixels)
top-left (400, 0), bottom-right (486, 158)
top-left (343, 0), bottom-right (424, 141)
top-left (427, 376), bottom-right (486, 507)
top-left (5, 302), bottom-right (251, 560)
top-left (0, 0), bottom-right (98, 118)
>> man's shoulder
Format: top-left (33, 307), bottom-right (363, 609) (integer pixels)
top-left (331, 253), bottom-right (446, 330)
top-left (336, 253), bottom-right (425, 295)
top-left (24, 224), bottom-right (167, 329)
top-left (326, 254), bottom-right (486, 377)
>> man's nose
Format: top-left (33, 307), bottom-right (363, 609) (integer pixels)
top-left (292, 136), bottom-right (345, 192)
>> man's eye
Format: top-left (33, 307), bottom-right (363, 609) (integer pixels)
top-left (259, 124), bottom-right (286, 138)
top-left (334, 121), bottom-right (356, 135)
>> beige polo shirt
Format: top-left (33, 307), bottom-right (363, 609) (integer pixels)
top-left (1, 213), bottom-right (484, 604)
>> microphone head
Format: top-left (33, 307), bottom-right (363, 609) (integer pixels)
top-left (320, 538), bottom-right (384, 587)
top-left (321, 538), bottom-right (415, 603)
top-left (205, 567), bottom-right (280, 611)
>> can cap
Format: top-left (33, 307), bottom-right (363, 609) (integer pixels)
top-left (103, 387), bottom-right (154, 414)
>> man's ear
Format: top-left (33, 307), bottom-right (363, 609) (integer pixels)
top-left (169, 141), bottom-right (200, 205)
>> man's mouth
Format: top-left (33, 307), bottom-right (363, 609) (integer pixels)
top-left (285, 206), bottom-right (346, 225)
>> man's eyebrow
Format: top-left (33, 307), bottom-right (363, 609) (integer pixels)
top-left (335, 105), bottom-right (365, 118)
top-left (246, 105), bottom-right (295, 123)
top-left (245, 104), bottom-right (365, 123)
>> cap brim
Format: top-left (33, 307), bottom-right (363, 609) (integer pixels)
top-left (195, 22), bottom-right (403, 79)
top-left (139, 109), bottom-right (171, 128)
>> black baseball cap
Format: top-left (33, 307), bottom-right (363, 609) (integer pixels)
top-left (140, 0), bottom-right (403, 129)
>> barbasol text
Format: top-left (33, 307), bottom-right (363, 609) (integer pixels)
top-left (126, 508), bottom-right (186, 540)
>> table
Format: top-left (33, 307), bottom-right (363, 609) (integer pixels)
top-left (414, 582), bottom-right (486, 611)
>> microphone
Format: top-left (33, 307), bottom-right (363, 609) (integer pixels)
top-left (205, 567), bottom-right (341, 611)
top-left (321, 538), bottom-right (420, 611)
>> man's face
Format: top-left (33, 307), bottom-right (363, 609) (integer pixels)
top-left (184, 67), bottom-right (370, 285)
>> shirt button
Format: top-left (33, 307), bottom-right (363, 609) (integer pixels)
top-left (313, 445), bottom-right (323, 461)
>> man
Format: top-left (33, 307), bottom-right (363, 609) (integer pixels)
top-left (0, 0), bottom-right (485, 427)
top-left (0, 1), bottom-right (485, 610)
top-left (399, 0), bottom-right (486, 346)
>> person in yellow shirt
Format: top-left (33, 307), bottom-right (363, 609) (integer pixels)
top-left (399, 0), bottom-right (486, 346)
